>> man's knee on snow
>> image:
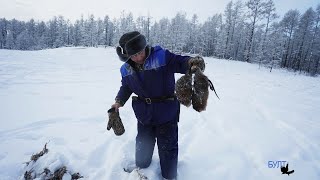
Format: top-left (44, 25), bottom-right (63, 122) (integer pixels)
top-left (136, 157), bottom-right (152, 168)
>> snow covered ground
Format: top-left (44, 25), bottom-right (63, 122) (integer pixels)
top-left (0, 47), bottom-right (319, 180)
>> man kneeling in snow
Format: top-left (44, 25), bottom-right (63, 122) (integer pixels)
top-left (109, 31), bottom-right (204, 180)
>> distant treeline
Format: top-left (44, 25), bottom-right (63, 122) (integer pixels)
top-left (0, 0), bottom-right (319, 75)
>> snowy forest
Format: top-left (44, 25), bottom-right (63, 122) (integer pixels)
top-left (0, 0), bottom-right (320, 75)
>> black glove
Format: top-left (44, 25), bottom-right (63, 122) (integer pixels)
top-left (188, 56), bottom-right (205, 73)
top-left (107, 107), bottom-right (125, 136)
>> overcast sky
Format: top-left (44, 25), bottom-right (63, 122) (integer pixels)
top-left (1, 0), bottom-right (319, 23)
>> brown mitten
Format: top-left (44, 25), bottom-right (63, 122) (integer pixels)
top-left (192, 67), bottom-right (210, 112)
top-left (107, 108), bottom-right (125, 136)
top-left (175, 74), bottom-right (193, 107)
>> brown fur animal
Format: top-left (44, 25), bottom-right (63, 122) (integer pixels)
top-left (176, 56), bottom-right (217, 111)
top-left (175, 74), bottom-right (193, 107)
top-left (189, 56), bottom-right (205, 73)
top-left (192, 67), bottom-right (210, 112)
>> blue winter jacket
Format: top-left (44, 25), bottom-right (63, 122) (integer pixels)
top-left (116, 46), bottom-right (190, 125)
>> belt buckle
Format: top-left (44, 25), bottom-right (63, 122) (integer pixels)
top-left (145, 98), bottom-right (152, 104)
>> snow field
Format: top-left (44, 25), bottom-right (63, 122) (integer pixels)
top-left (0, 47), bottom-right (319, 180)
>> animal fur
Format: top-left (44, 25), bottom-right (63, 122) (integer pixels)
top-left (176, 56), bottom-right (212, 112)
top-left (192, 67), bottom-right (209, 112)
top-left (175, 74), bottom-right (193, 107)
top-left (189, 56), bottom-right (205, 73)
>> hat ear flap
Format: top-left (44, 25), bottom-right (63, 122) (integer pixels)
top-left (116, 46), bottom-right (129, 62)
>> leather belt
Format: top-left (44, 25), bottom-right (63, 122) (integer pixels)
top-left (132, 95), bottom-right (175, 104)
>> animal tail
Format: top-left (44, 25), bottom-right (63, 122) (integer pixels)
top-left (208, 79), bottom-right (220, 100)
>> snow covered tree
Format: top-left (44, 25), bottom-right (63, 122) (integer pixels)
top-left (150, 18), bottom-right (170, 48)
top-left (113, 11), bottom-right (135, 45)
top-left (149, 21), bottom-right (158, 46)
top-left (10, 19), bottom-right (25, 47)
top-left (184, 14), bottom-right (200, 54)
top-left (103, 16), bottom-right (112, 46)
top-left (280, 10), bottom-right (300, 68)
top-left (25, 19), bottom-right (37, 49)
top-left (309, 4), bottom-right (320, 75)
top-left (54, 16), bottom-right (67, 48)
top-left (103, 15), bottom-right (110, 46)
top-left (168, 12), bottom-right (189, 53)
top-left (259, 0), bottom-right (278, 66)
top-left (96, 18), bottom-right (104, 46)
top-left (16, 30), bottom-right (32, 50)
top-left (135, 15), bottom-right (152, 43)
top-left (227, 0), bottom-right (246, 60)
top-left (222, 1), bottom-right (234, 58)
top-left (293, 8), bottom-right (315, 72)
top-left (266, 22), bottom-right (284, 71)
top-left (0, 18), bottom-right (8, 49)
top-left (73, 19), bottom-right (84, 47)
top-left (35, 21), bottom-right (48, 49)
top-left (5, 30), bottom-right (15, 49)
top-left (26, 19), bottom-right (36, 39)
top-left (103, 15), bottom-right (115, 46)
top-left (199, 15), bottom-right (222, 56)
top-left (66, 20), bottom-right (72, 46)
top-left (47, 17), bottom-right (59, 48)
top-left (215, 15), bottom-right (226, 58)
top-left (145, 14), bottom-right (151, 42)
top-left (3, 19), bottom-right (23, 49)
top-left (83, 14), bottom-right (97, 47)
top-left (4, 20), bottom-right (17, 49)
top-left (244, 0), bottom-right (268, 62)
top-left (1, 2), bottom-right (318, 75)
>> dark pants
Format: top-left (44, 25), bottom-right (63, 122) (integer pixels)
top-left (135, 120), bottom-right (178, 179)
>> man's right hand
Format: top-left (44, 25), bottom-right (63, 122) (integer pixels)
top-left (111, 102), bottom-right (122, 112)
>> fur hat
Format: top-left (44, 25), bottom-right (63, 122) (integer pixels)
top-left (116, 31), bottom-right (147, 62)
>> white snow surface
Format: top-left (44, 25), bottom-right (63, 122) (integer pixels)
top-left (0, 47), bottom-right (319, 180)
